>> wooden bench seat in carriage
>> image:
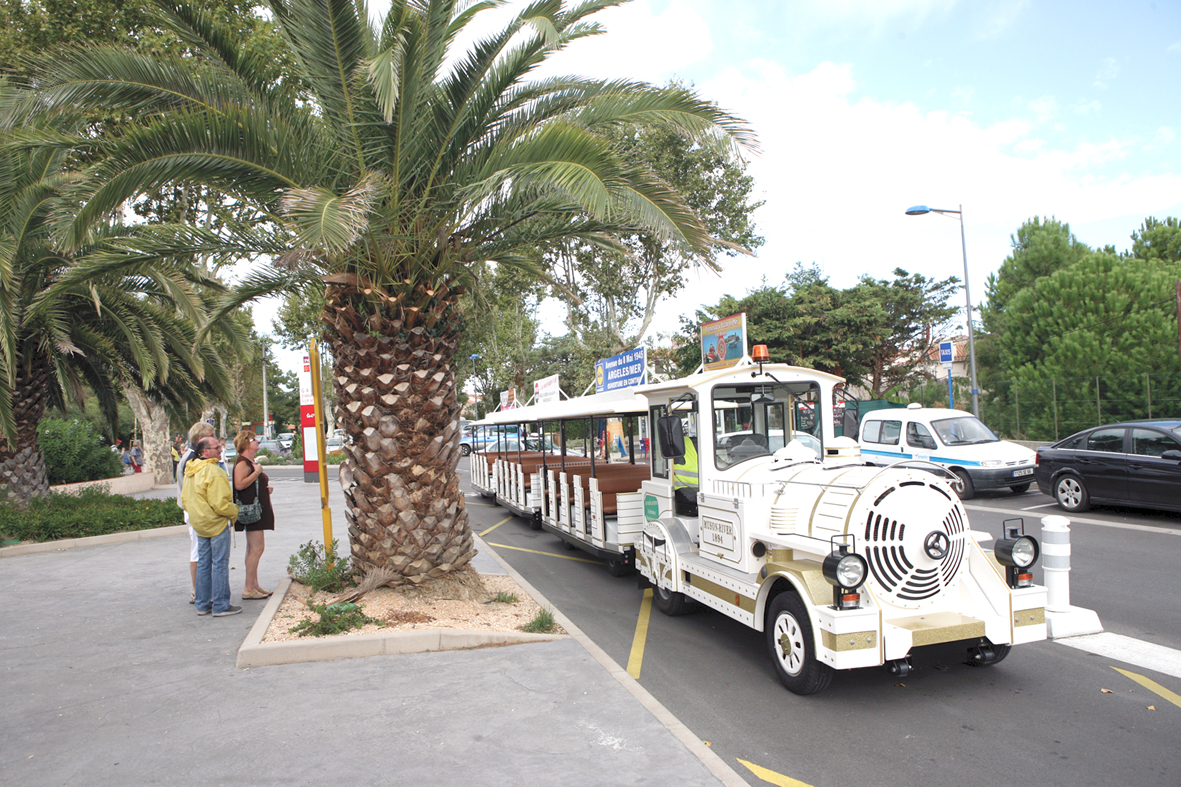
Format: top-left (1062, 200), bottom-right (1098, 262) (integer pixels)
top-left (572, 463), bottom-right (651, 515)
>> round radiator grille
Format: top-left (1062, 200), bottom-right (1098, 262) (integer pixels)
top-left (859, 479), bottom-right (967, 609)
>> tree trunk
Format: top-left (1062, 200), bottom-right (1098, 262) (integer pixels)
top-left (323, 279), bottom-right (476, 584)
top-left (0, 351), bottom-right (52, 506)
top-left (123, 386), bottom-right (173, 481)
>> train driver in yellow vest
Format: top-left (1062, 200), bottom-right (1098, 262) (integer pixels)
top-left (672, 426), bottom-right (699, 516)
top-left (673, 435), bottom-right (698, 489)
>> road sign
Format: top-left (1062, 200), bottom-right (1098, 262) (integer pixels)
top-left (939, 341), bottom-right (954, 368)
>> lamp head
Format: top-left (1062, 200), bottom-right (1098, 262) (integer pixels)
top-left (905, 205), bottom-right (931, 216)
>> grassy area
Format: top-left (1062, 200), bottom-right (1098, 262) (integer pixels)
top-left (0, 486), bottom-right (182, 544)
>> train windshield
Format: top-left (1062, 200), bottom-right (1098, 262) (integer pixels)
top-left (712, 382), bottom-right (822, 469)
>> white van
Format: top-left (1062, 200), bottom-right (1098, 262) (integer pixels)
top-left (858, 404), bottom-right (1035, 498)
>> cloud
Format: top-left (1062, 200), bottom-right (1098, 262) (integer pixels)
top-left (1027, 96), bottom-right (1058, 121)
top-left (1094, 57), bottom-right (1120, 89)
top-left (542, 0), bottom-right (713, 79)
top-left (634, 58), bottom-right (1181, 337)
top-left (1075, 100), bottom-right (1102, 115)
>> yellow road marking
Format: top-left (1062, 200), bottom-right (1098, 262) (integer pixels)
top-left (479, 517), bottom-right (513, 537)
top-left (627, 589), bottom-right (653, 680)
top-left (1113, 667), bottom-right (1181, 709)
top-left (737, 759), bottom-right (815, 787)
top-left (485, 542), bottom-right (599, 564)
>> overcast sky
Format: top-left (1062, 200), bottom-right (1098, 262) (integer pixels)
top-left (256, 0), bottom-right (1181, 375)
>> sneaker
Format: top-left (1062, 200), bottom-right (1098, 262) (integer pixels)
top-left (196, 607), bottom-right (212, 616)
top-left (212, 605), bottom-right (242, 617)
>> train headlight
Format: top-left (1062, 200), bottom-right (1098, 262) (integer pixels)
top-left (996, 519), bottom-right (1040, 589)
top-left (996, 535), bottom-right (1039, 568)
top-left (825, 552), bottom-right (867, 589)
top-left (823, 549), bottom-right (867, 610)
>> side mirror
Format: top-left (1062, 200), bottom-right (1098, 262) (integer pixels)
top-left (1162, 450), bottom-right (1181, 461)
top-left (657, 415), bottom-right (685, 460)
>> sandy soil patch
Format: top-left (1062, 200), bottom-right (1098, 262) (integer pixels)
top-left (263, 568), bottom-right (564, 643)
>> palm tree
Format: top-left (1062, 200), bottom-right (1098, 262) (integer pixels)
top-left (0, 119), bottom-right (240, 503)
top-left (25, 0), bottom-right (756, 581)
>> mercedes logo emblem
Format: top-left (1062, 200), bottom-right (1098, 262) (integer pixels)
top-left (924, 530), bottom-right (951, 560)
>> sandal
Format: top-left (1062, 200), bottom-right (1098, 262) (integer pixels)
top-left (242, 588), bottom-right (272, 600)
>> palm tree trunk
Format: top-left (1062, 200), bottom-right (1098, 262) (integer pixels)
top-left (0, 351), bottom-right (52, 505)
top-left (324, 281), bottom-right (475, 584)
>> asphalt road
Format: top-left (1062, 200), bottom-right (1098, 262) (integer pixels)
top-left (459, 469), bottom-right (1181, 787)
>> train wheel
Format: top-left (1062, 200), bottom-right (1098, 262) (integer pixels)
top-left (652, 584), bottom-right (694, 616)
top-left (966, 641), bottom-right (1011, 667)
top-left (766, 593), bottom-right (832, 695)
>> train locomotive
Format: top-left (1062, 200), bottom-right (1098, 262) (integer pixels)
top-left (469, 350), bottom-right (1046, 694)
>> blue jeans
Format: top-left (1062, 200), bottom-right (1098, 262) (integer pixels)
top-left (195, 526), bottom-right (231, 613)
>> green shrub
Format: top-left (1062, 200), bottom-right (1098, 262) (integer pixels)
top-left (520, 606), bottom-right (558, 634)
top-left (287, 539), bottom-right (353, 592)
top-left (38, 418), bottom-right (124, 485)
top-left (0, 486), bottom-right (182, 543)
top-left (289, 601), bottom-right (382, 637)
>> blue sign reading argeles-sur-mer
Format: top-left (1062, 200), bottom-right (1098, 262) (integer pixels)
top-left (595, 347), bottom-right (646, 393)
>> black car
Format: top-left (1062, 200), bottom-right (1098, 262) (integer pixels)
top-left (1034, 420), bottom-right (1181, 513)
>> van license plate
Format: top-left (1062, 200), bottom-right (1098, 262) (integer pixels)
top-left (1013, 468), bottom-right (1033, 477)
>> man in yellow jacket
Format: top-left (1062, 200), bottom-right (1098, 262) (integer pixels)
top-left (182, 437), bottom-right (240, 616)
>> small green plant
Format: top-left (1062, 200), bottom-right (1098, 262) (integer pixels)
top-left (493, 591), bottom-right (519, 603)
top-left (287, 539), bottom-right (353, 593)
top-left (289, 601), bottom-right (382, 637)
top-left (520, 606), bottom-right (558, 634)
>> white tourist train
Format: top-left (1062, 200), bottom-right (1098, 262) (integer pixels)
top-left (466, 348), bottom-right (1047, 694)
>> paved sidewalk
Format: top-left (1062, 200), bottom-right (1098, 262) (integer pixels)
top-left (0, 473), bottom-right (738, 786)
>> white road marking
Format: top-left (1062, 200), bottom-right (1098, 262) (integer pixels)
top-left (1020, 503), bottom-right (1058, 511)
top-left (1057, 632), bottom-right (1181, 680)
top-left (965, 504), bottom-right (1181, 537)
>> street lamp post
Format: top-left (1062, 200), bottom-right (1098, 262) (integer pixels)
top-left (469, 353), bottom-right (481, 418)
top-left (905, 204), bottom-right (980, 417)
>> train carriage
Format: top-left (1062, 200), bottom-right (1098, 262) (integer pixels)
top-left (470, 388), bottom-right (649, 575)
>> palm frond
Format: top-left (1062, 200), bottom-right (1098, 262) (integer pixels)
top-left (281, 171), bottom-right (384, 254)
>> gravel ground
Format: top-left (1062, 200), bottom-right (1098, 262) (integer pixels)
top-left (264, 571), bottom-right (564, 642)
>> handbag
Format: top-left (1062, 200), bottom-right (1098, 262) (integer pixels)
top-left (236, 476), bottom-right (263, 524)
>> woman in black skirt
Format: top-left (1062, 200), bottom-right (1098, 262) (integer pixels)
top-left (232, 430), bottom-right (275, 599)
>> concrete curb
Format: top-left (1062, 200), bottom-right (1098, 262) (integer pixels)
top-left (0, 525), bottom-right (188, 557)
top-left (470, 534), bottom-right (750, 787)
top-left (235, 560), bottom-right (568, 669)
top-left (52, 471), bottom-right (159, 496)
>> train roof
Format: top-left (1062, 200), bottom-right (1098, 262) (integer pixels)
top-left (481, 386), bottom-right (646, 425)
top-left (634, 362), bottom-right (846, 397)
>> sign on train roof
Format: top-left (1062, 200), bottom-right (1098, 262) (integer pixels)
top-left (533, 373), bottom-right (560, 405)
top-left (594, 347), bottom-right (646, 393)
top-left (701, 313), bottom-right (748, 371)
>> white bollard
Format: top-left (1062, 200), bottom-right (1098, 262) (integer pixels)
top-left (1041, 515), bottom-right (1071, 612)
